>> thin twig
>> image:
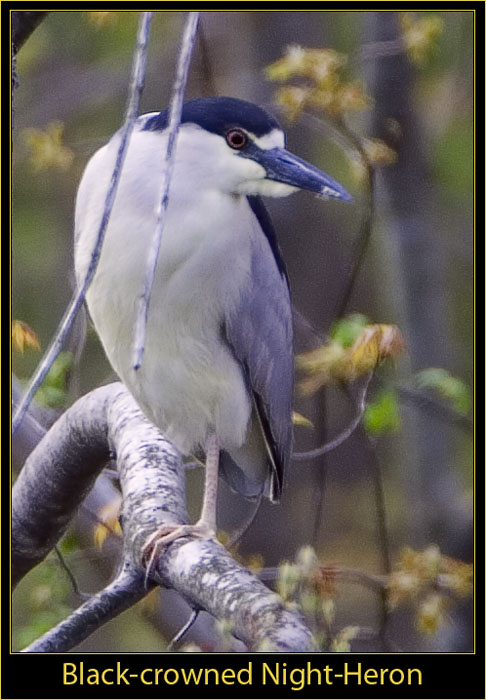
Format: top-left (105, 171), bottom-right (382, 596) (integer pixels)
top-left (12, 12), bottom-right (153, 436)
top-left (310, 396), bottom-right (328, 546)
top-left (226, 495), bottom-right (263, 549)
top-left (298, 113), bottom-right (375, 555)
top-left (357, 39), bottom-right (405, 64)
top-left (259, 565), bottom-right (386, 590)
top-left (322, 115), bottom-right (390, 648)
top-left (54, 546), bottom-right (90, 600)
top-left (365, 437), bottom-right (392, 649)
top-left (167, 608), bottom-right (200, 650)
top-left (332, 120), bottom-right (375, 322)
top-left (300, 112), bottom-right (357, 159)
top-left (301, 111), bottom-right (375, 325)
top-left (339, 376), bottom-right (392, 648)
top-left (132, 11), bottom-right (200, 370)
top-left (333, 377), bottom-right (392, 650)
top-left (22, 566), bottom-right (150, 652)
top-left (396, 384), bottom-right (473, 432)
top-left (293, 371), bottom-right (373, 461)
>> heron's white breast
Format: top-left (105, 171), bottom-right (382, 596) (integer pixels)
top-left (75, 129), bottom-right (257, 454)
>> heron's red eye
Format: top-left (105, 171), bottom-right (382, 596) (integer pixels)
top-left (226, 128), bottom-right (248, 150)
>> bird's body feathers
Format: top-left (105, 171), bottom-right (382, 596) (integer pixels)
top-left (75, 97), bottom-right (351, 510)
top-left (75, 115), bottom-right (292, 499)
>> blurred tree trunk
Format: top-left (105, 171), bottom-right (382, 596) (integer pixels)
top-left (363, 11), bottom-right (470, 553)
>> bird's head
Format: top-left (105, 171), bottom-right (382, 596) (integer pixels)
top-left (141, 97), bottom-right (352, 201)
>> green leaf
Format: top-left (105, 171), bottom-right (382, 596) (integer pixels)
top-left (416, 368), bottom-right (471, 416)
top-left (44, 350), bottom-right (74, 389)
top-left (330, 313), bottom-right (369, 348)
top-left (35, 350), bottom-right (74, 407)
top-left (364, 389), bottom-right (401, 435)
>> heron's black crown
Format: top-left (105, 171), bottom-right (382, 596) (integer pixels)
top-left (142, 97), bottom-right (281, 138)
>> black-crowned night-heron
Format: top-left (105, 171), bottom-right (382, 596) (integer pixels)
top-left (74, 97), bottom-right (351, 554)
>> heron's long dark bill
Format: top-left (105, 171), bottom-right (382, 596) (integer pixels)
top-left (257, 147), bottom-right (352, 201)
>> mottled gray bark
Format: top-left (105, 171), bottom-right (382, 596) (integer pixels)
top-left (12, 386), bottom-right (113, 587)
top-left (14, 383), bottom-right (315, 652)
top-left (153, 539), bottom-right (316, 652)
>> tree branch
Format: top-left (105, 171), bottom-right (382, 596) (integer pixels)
top-left (113, 387), bottom-right (316, 652)
top-left (12, 11), bottom-right (153, 436)
top-left (12, 385), bottom-right (117, 587)
top-left (22, 565), bottom-right (147, 653)
top-left (12, 12), bottom-right (50, 54)
top-left (293, 371), bottom-right (373, 460)
top-left (14, 383), bottom-right (315, 652)
top-left (132, 11), bottom-right (200, 369)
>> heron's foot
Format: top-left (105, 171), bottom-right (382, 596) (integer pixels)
top-left (142, 521), bottom-right (217, 583)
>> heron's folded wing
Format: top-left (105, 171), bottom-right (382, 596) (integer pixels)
top-left (223, 196), bottom-right (294, 501)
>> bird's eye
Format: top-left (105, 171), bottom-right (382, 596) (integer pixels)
top-left (226, 128), bottom-right (248, 150)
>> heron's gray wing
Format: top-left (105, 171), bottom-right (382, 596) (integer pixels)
top-left (223, 196), bottom-right (294, 501)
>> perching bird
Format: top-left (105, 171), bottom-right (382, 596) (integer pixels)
top-left (74, 97), bottom-right (351, 551)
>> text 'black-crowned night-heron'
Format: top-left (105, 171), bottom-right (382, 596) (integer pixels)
top-left (74, 97), bottom-right (351, 557)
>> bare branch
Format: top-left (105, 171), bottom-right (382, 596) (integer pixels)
top-left (12, 385), bottom-right (118, 587)
top-left (14, 384), bottom-right (315, 652)
top-left (331, 120), bottom-right (375, 322)
top-left (167, 609), bottom-right (200, 650)
top-left (115, 387), bottom-right (316, 652)
top-left (154, 539), bottom-right (316, 652)
top-left (299, 111), bottom-right (375, 324)
top-left (12, 12), bottom-right (49, 54)
top-left (260, 565), bottom-right (387, 591)
top-left (22, 565), bottom-right (148, 653)
top-left (396, 384), bottom-right (473, 433)
top-left (132, 11), bottom-right (200, 369)
top-left (12, 12), bottom-right (153, 436)
top-left (293, 371), bottom-right (373, 460)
